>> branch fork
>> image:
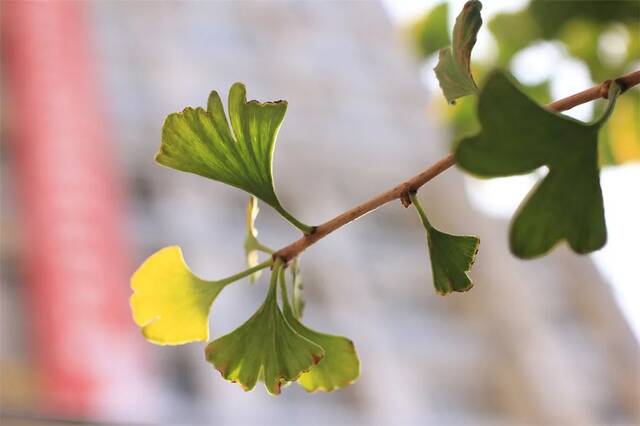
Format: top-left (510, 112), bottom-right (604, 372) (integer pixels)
top-left (273, 70), bottom-right (640, 264)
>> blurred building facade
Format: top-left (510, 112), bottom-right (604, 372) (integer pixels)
top-left (1, 1), bottom-right (638, 425)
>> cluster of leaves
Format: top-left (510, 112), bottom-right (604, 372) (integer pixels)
top-left (411, 0), bottom-right (639, 164)
top-left (430, 0), bottom-right (622, 258)
top-left (130, 0), bottom-right (628, 395)
top-left (133, 83), bottom-right (359, 394)
top-left (490, 0), bottom-right (639, 166)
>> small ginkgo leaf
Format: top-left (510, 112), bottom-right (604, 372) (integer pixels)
top-left (157, 83), bottom-right (313, 234)
top-left (130, 246), bottom-right (226, 345)
top-left (455, 71), bottom-right (621, 258)
top-left (244, 196), bottom-right (272, 283)
top-left (409, 192), bottom-right (479, 295)
top-left (277, 267), bottom-right (360, 392)
top-left (434, 0), bottom-right (483, 103)
top-left (205, 262), bottom-right (324, 395)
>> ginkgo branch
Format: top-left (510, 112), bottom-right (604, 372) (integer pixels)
top-left (274, 69), bottom-right (640, 263)
top-left (547, 70), bottom-right (640, 112)
top-left (131, 0), bottom-right (638, 395)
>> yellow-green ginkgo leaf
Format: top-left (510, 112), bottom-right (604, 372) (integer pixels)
top-left (278, 267), bottom-right (360, 392)
top-left (205, 262), bottom-right (324, 395)
top-left (130, 246), bottom-right (226, 345)
top-left (157, 83), bottom-right (313, 234)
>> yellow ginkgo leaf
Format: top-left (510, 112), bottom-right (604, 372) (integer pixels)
top-left (130, 246), bottom-right (226, 345)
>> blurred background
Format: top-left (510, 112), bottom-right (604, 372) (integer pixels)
top-left (1, 1), bottom-right (638, 425)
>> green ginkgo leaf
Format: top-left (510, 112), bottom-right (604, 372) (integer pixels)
top-left (278, 268), bottom-right (360, 392)
top-left (130, 246), bottom-right (226, 345)
top-left (157, 83), bottom-right (313, 234)
top-left (409, 193), bottom-right (479, 295)
top-left (455, 71), bottom-right (621, 258)
top-left (205, 262), bottom-right (324, 395)
top-left (434, 0), bottom-right (483, 103)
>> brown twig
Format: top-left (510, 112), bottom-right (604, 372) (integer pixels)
top-left (547, 70), bottom-right (639, 111)
top-left (274, 70), bottom-right (640, 263)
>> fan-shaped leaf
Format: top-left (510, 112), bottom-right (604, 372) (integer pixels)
top-left (205, 262), bottom-right (324, 395)
top-left (455, 71), bottom-right (621, 258)
top-left (409, 193), bottom-right (479, 295)
top-left (278, 268), bottom-right (360, 392)
top-left (157, 83), bottom-right (313, 233)
top-left (130, 246), bottom-right (226, 345)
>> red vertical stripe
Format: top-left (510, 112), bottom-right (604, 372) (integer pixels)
top-left (2, 1), bottom-right (146, 418)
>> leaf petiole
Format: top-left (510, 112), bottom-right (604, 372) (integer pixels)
top-left (408, 191), bottom-right (479, 295)
top-left (218, 258), bottom-right (274, 286)
top-left (254, 242), bottom-right (274, 255)
top-left (409, 191), bottom-right (432, 229)
top-left (591, 81), bottom-right (621, 128)
top-left (276, 207), bottom-right (315, 235)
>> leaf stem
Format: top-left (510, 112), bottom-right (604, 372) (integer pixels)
top-left (591, 81), bottom-right (621, 128)
top-left (274, 69), bottom-right (640, 263)
top-left (255, 242), bottom-right (275, 254)
top-left (276, 206), bottom-right (316, 235)
top-left (266, 258), bottom-right (283, 299)
top-left (219, 258), bottom-right (273, 285)
top-left (408, 191), bottom-right (432, 230)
